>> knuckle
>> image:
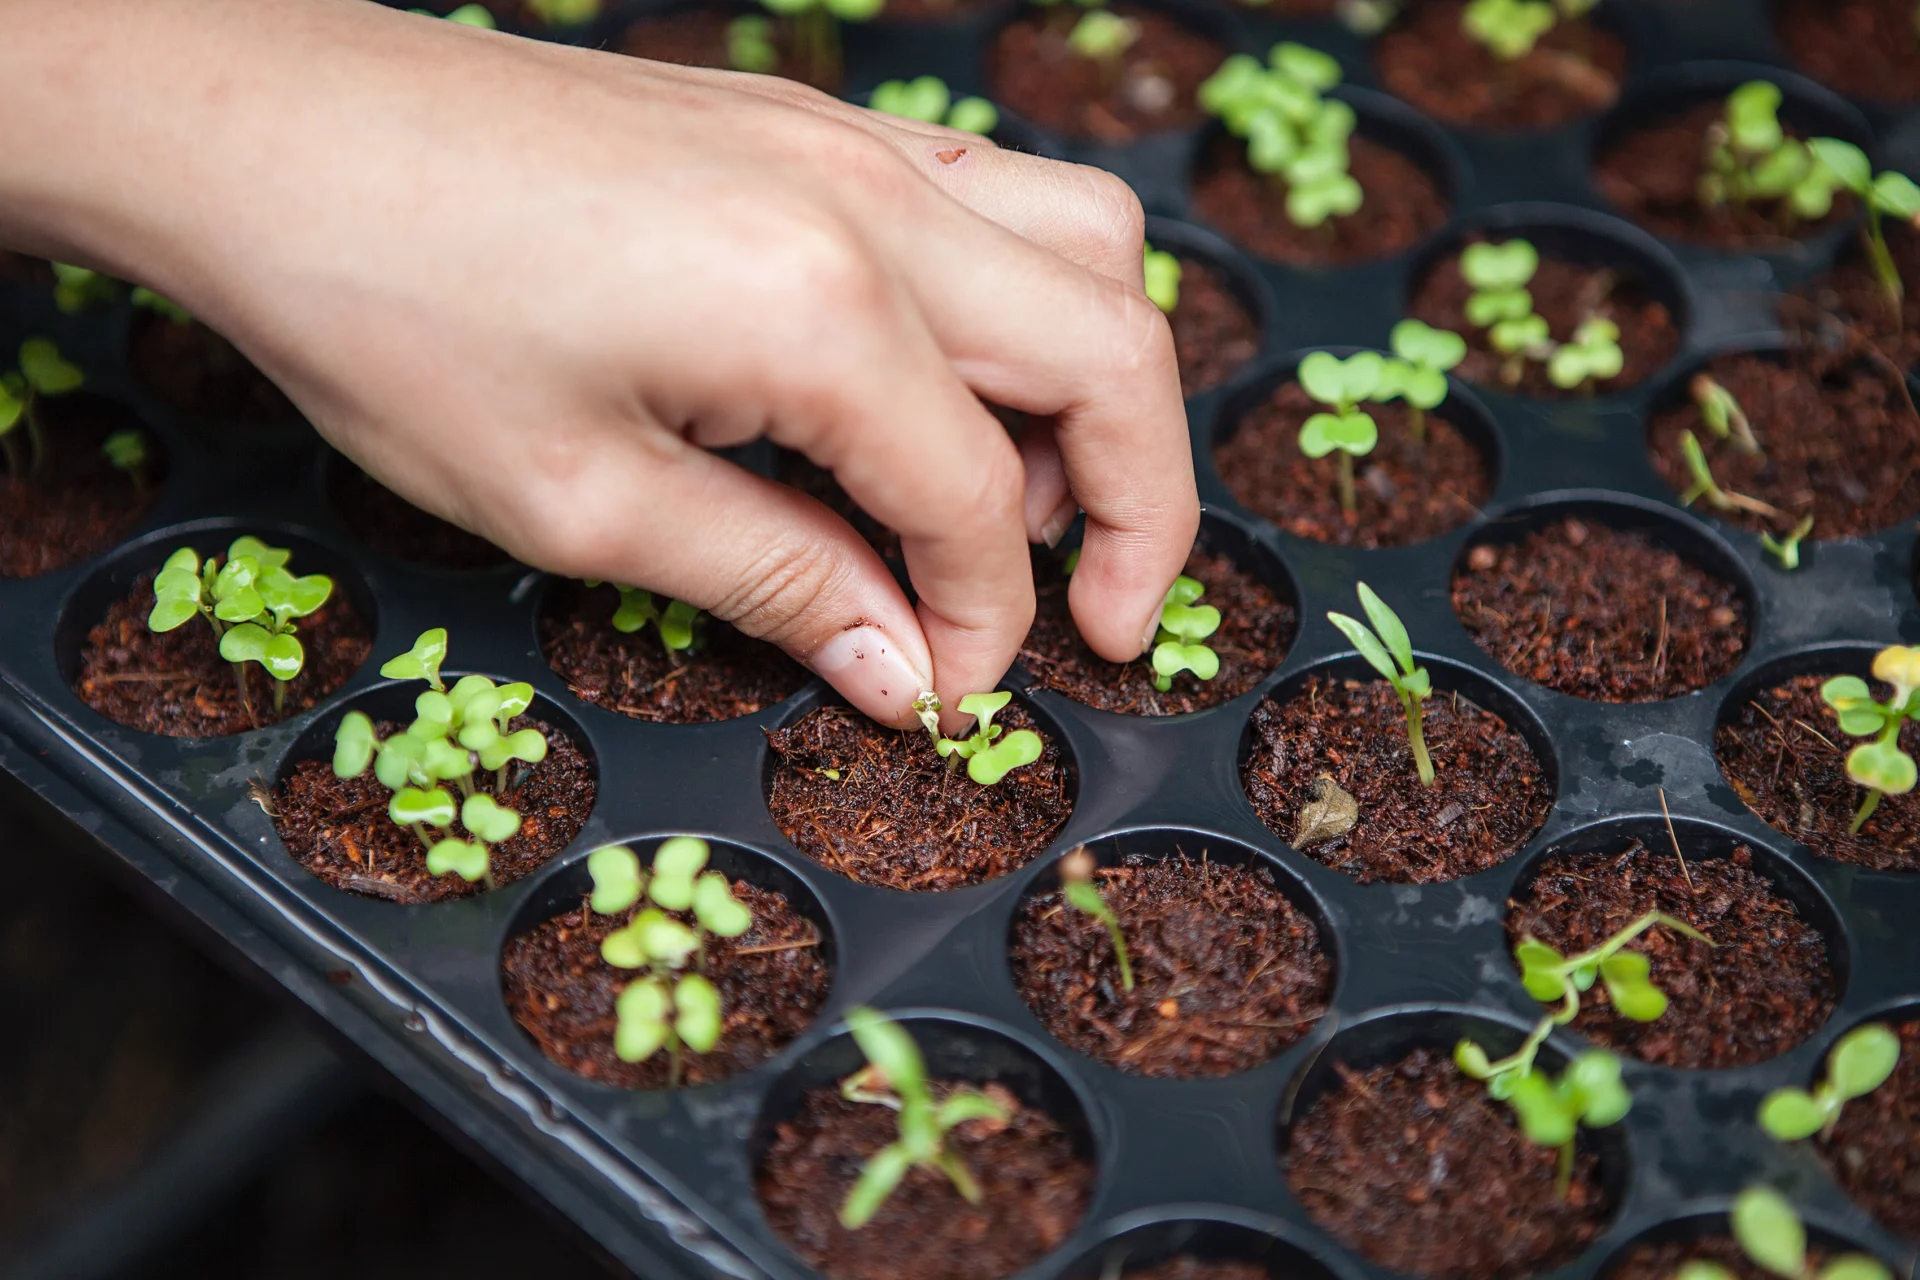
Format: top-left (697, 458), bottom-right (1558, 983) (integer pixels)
top-left (1108, 281), bottom-right (1177, 379)
top-left (707, 532), bottom-right (850, 646)
top-left (1063, 164), bottom-right (1147, 263)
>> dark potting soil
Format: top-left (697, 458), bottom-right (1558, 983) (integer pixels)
top-left (616, 9), bottom-right (840, 94)
top-left (1509, 840), bottom-right (1837, 1069)
top-left (1452, 516), bottom-right (1748, 702)
top-left (1191, 133), bottom-right (1449, 267)
top-left (0, 251), bottom-right (53, 288)
top-left (75, 571), bottom-right (371, 737)
top-left (778, 452), bottom-right (901, 560)
top-left (271, 718), bottom-right (594, 902)
top-left (1775, 0), bottom-right (1920, 104)
top-left (501, 881), bottom-right (830, 1089)
top-left (1607, 1237), bottom-right (1844, 1280)
top-left (1009, 852), bottom-right (1330, 1077)
top-left (1170, 256), bottom-right (1259, 398)
top-left (539, 578), bottom-right (808, 724)
top-left (1021, 545), bottom-right (1295, 715)
top-left (988, 6), bottom-right (1223, 143)
top-left (1407, 245), bottom-right (1682, 396)
top-left (128, 312), bottom-right (297, 425)
top-left (1716, 673), bottom-right (1920, 873)
top-left (1241, 675), bottom-right (1554, 885)
top-left (327, 458), bottom-right (510, 570)
top-left (1817, 1017), bottom-right (1920, 1240)
top-left (1285, 1047), bottom-right (1614, 1280)
top-left (1375, 0), bottom-right (1625, 131)
top-left (757, 1081), bottom-right (1092, 1280)
top-left (1593, 103), bottom-right (1854, 250)
top-left (1122, 1261), bottom-right (1268, 1280)
top-left (764, 702), bottom-right (1072, 890)
top-left (0, 397), bottom-right (162, 578)
top-left (1215, 381), bottom-right (1491, 547)
top-left (1790, 222), bottom-right (1920, 374)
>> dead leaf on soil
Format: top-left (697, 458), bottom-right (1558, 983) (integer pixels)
top-left (1293, 774), bottom-right (1358, 847)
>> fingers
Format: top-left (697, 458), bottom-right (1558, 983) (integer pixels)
top-left (1012, 416), bottom-right (1074, 547)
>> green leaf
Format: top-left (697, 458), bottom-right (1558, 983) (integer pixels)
top-left (411, 690), bottom-right (454, 740)
top-left (382, 628), bottom-right (449, 689)
top-left (219, 623), bottom-right (305, 681)
top-left (823, 0), bottom-right (884, 21)
top-left (1327, 611), bottom-right (1398, 683)
top-left (426, 838), bottom-right (490, 883)
top-left (870, 75), bottom-right (950, 124)
top-left (1158, 601), bottom-right (1221, 644)
top-left (1604, 973), bottom-right (1669, 1023)
top-left (148, 555), bottom-right (205, 631)
top-left (460, 793), bottom-right (522, 844)
top-left (1808, 137), bottom-right (1872, 195)
top-left (1845, 739), bottom-right (1918, 795)
top-left (693, 871), bottom-right (754, 937)
top-left (1143, 246), bottom-right (1182, 313)
top-left (1391, 318), bottom-right (1467, 372)
top-left (1490, 313), bottom-right (1551, 354)
top-left (1198, 55), bottom-right (1267, 119)
top-left (846, 1007), bottom-right (928, 1102)
top-left (422, 737), bottom-right (473, 783)
top-left (374, 733), bottom-right (427, 790)
top-left (588, 845), bottom-right (644, 915)
top-left (0, 380), bottom-right (22, 437)
top-left (615, 908), bottom-right (700, 969)
top-left (390, 785), bottom-right (457, 828)
top-left (1731, 1185), bottom-right (1806, 1279)
top-left (606, 585), bottom-right (656, 633)
top-left (1727, 81), bottom-right (1786, 155)
top-left (674, 972), bottom-right (723, 1053)
top-left (444, 3), bottom-right (497, 25)
top-left (945, 96), bottom-right (999, 136)
top-left (130, 287), bottom-right (191, 323)
top-left (1066, 9), bottom-right (1137, 59)
top-left (1871, 171), bottom-right (1920, 220)
top-left (1465, 286), bottom-right (1534, 328)
top-left (955, 691), bottom-right (1013, 740)
top-left (101, 429), bottom-right (146, 472)
top-left (651, 836), bottom-right (710, 905)
top-left (725, 14), bottom-right (779, 73)
top-left (658, 599), bottom-right (701, 651)
top-left (1461, 239), bottom-right (1539, 291)
top-left (1285, 172), bottom-right (1362, 228)
top-left (1454, 1038), bottom-right (1494, 1079)
top-left (1165, 576), bottom-right (1206, 607)
top-left (256, 570), bottom-right (333, 627)
top-left (1818, 1256), bottom-right (1893, 1280)
top-left (614, 978), bottom-right (671, 1062)
top-left (333, 711), bottom-right (378, 778)
top-left (1355, 582), bottom-right (1413, 674)
top-left (1561, 1050), bottom-right (1630, 1126)
top-left (1506, 1069), bottom-right (1577, 1147)
top-left (18, 338), bottom-right (82, 395)
top-left (1268, 40), bottom-right (1341, 91)
top-left (1826, 1023), bottom-right (1900, 1101)
top-left (477, 727), bottom-right (547, 772)
top-left (935, 1089), bottom-right (1008, 1129)
top-left (968, 728), bottom-right (1043, 785)
top-left (839, 1143), bottom-right (914, 1229)
top-left (226, 536), bottom-right (289, 573)
top-left (1676, 1264), bottom-right (1739, 1280)
top-left (1151, 641), bottom-right (1221, 684)
top-left (1756, 1087), bottom-right (1832, 1141)
top-left (1298, 410), bottom-right (1378, 458)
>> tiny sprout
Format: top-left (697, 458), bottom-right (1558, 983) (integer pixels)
top-left (1058, 846), bottom-right (1133, 991)
top-left (726, 15), bottom-right (779, 72)
top-left (1515, 910), bottom-right (1713, 1023)
top-left (381, 627), bottom-right (449, 690)
top-left (1067, 9), bottom-right (1140, 62)
top-left (1461, 239), bottom-right (1551, 385)
top-left (524, 0), bottom-right (600, 25)
top-left (1297, 350), bottom-right (1384, 517)
top-left (1143, 242), bottom-right (1182, 314)
top-left (148, 537), bottom-right (332, 715)
top-left (410, 3), bottom-right (498, 25)
top-left (1150, 575), bottom-right (1222, 692)
top-left (1806, 139), bottom-right (1920, 318)
top-left (935, 691), bottom-right (1045, 785)
top-left (1691, 373), bottom-right (1761, 455)
top-left (1761, 514), bottom-right (1816, 572)
top-left (1387, 318), bottom-right (1466, 444)
top-left (1820, 646), bottom-right (1920, 832)
top-left (837, 1007), bottom-right (1010, 1229)
top-left (1455, 1024), bottom-right (1631, 1191)
top-left (1326, 581), bottom-right (1433, 785)
top-left (1197, 44), bottom-right (1362, 230)
top-left (1675, 1186), bottom-right (1891, 1280)
top-left (588, 581), bottom-right (704, 655)
top-left (1699, 83), bottom-right (1847, 223)
top-left (869, 77), bottom-right (998, 135)
top-left (1546, 316), bottom-right (1623, 392)
top-left (130, 287), bottom-right (191, 324)
top-left (1462, 0), bottom-right (1556, 60)
top-left (50, 263), bottom-right (115, 314)
top-left (0, 338), bottom-right (83, 481)
top-left (1676, 430), bottom-right (1788, 523)
top-left (1758, 1022), bottom-right (1900, 1141)
top-left (100, 429), bottom-right (148, 492)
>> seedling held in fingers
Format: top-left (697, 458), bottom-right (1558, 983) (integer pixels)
top-left (1326, 581), bottom-right (1434, 785)
top-left (1149, 575), bottom-right (1222, 692)
top-left (1820, 646), bottom-right (1920, 833)
top-left (1199, 43), bottom-right (1363, 229)
top-left (147, 536), bottom-right (333, 716)
top-left (1758, 1022), bottom-right (1901, 1141)
top-left (1805, 140), bottom-right (1920, 321)
top-left (1058, 846), bottom-right (1134, 991)
top-left (0, 339), bottom-right (83, 481)
top-left (868, 76), bottom-right (999, 134)
top-left (1296, 350), bottom-right (1383, 517)
top-left (1143, 242), bottom-right (1181, 313)
top-left (1385, 318), bottom-right (1466, 444)
top-left (934, 691), bottom-right (1045, 785)
top-left (1674, 1186), bottom-right (1891, 1280)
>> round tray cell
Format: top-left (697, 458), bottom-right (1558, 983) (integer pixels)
top-left (1775, 0), bottom-right (1920, 105)
top-left (269, 676), bottom-right (598, 903)
top-left (127, 307), bottom-right (299, 427)
top-left (1279, 1006), bottom-right (1627, 1280)
top-left (1210, 346), bottom-right (1500, 549)
top-left (1058, 1214), bottom-right (1345, 1279)
top-left (1007, 827), bottom-right (1335, 1078)
top-left (762, 684), bottom-right (1078, 891)
top-left (752, 1012), bottom-right (1097, 1280)
top-left (1597, 1207), bottom-right (1896, 1279)
top-left (322, 449), bottom-right (512, 572)
top-left (57, 518), bottom-right (375, 738)
top-left (1240, 653), bottom-right (1558, 886)
top-left (1404, 206), bottom-right (1690, 399)
top-left (1505, 816), bottom-right (1844, 1070)
top-left (1809, 1004), bottom-right (1920, 1242)
top-left (1714, 645), bottom-right (1920, 873)
top-left (1451, 495), bottom-right (1755, 703)
top-left (1145, 216), bottom-right (1274, 400)
top-left (500, 835), bottom-right (834, 1091)
top-left (2, 391), bottom-right (169, 580)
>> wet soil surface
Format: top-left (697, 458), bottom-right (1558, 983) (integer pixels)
top-left (1790, 222), bottom-right (1920, 375)
top-left (1242, 675), bottom-right (1554, 885)
top-left (0, 397), bottom-right (162, 578)
top-left (75, 570), bottom-right (370, 737)
top-left (1171, 256), bottom-right (1260, 397)
top-left (502, 881), bottom-right (829, 1089)
top-left (1510, 840), bottom-right (1837, 1069)
top-left (1717, 673), bottom-right (1920, 873)
top-left (758, 1081), bottom-right (1092, 1280)
top-left (1376, 0), bottom-right (1625, 130)
top-left (1010, 852), bottom-right (1330, 1077)
top-left (1022, 545), bottom-right (1295, 715)
top-left (327, 458), bottom-right (509, 570)
top-left (271, 717), bottom-right (593, 902)
top-left (1216, 381), bottom-right (1491, 547)
top-left (1776, 0), bottom-right (1920, 104)
top-left (989, 7), bottom-right (1223, 143)
top-left (616, 8), bottom-right (839, 93)
top-left (778, 453), bottom-right (901, 560)
top-left (1608, 1237), bottom-right (1843, 1280)
top-left (1452, 516), bottom-right (1748, 702)
top-left (765, 702), bottom-right (1072, 890)
top-left (1123, 1261), bottom-right (1268, 1280)
top-left (1286, 1047), bottom-right (1615, 1280)
top-left (1817, 1017), bottom-right (1920, 1239)
top-left (128, 312), bottom-right (296, 424)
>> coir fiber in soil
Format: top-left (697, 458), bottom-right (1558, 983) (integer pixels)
top-left (501, 881), bottom-right (829, 1089)
top-left (1408, 246), bottom-right (1681, 396)
top-left (1122, 1260), bottom-right (1267, 1280)
top-left (1215, 381), bottom-right (1491, 547)
top-left (0, 397), bottom-right (162, 578)
top-left (75, 571), bottom-right (371, 737)
top-left (1170, 256), bottom-right (1259, 398)
top-left (271, 718), bottom-right (593, 902)
top-left (1717, 673), bottom-right (1920, 873)
top-left (1375, 0), bottom-right (1625, 131)
top-left (539, 579), bottom-right (808, 724)
top-left (616, 9), bottom-right (839, 94)
top-left (128, 312), bottom-right (296, 424)
top-left (758, 1081), bottom-right (1092, 1280)
top-left (1010, 852), bottom-right (1330, 1077)
top-left (1241, 675), bottom-right (1553, 885)
top-left (1817, 1018), bottom-right (1920, 1240)
top-left (1791, 223), bottom-right (1920, 374)
top-left (1508, 840), bottom-right (1837, 1069)
top-left (1452, 516), bottom-right (1748, 702)
top-left (1022, 545), bottom-right (1295, 715)
top-left (765, 702), bottom-right (1072, 890)
top-left (1607, 1237), bottom-right (1845, 1280)
top-left (1775, 0), bottom-right (1920, 105)
top-left (1192, 133), bottom-right (1449, 267)
top-left (778, 453), bottom-right (901, 560)
top-left (1285, 1047), bottom-right (1614, 1280)
top-left (988, 7), bottom-right (1223, 143)
top-left (327, 458), bottom-right (509, 570)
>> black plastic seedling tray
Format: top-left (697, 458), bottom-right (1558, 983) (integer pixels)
top-left (4, 1), bottom-right (1920, 1276)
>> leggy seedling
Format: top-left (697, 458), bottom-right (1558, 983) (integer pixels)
top-left (868, 77), bottom-right (999, 134)
top-left (1699, 82), bottom-right (1848, 222)
top-left (1199, 43), bottom-right (1363, 230)
top-left (1455, 1026), bottom-right (1632, 1194)
top-left (1462, 0), bottom-right (1597, 60)
top-left (148, 536), bottom-right (334, 716)
top-left (1515, 909), bottom-right (1714, 1023)
top-left (1461, 239), bottom-right (1551, 386)
top-left (1058, 845), bottom-right (1133, 991)
top-left (1143, 242), bottom-right (1182, 313)
top-left (1326, 581), bottom-right (1433, 785)
top-left (1806, 139), bottom-right (1920, 322)
top-left (1675, 1186), bottom-right (1891, 1280)
top-left (1296, 350), bottom-right (1384, 517)
top-left (1820, 646), bottom-right (1920, 832)
top-left (1758, 1022), bottom-right (1901, 1141)
top-left (1385, 319), bottom-right (1466, 445)
top-left (0, 339), bottom-right (84, 481)
top-left (933, 691), bottom-right (1045, 785)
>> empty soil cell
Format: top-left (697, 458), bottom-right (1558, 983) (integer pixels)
top-left (1452, 516), bottom-right (1748, 702)
top-left (271, 718), bottom-right (593, 902)
top-left (74, 571), bottom-right (371, 737)
top-left (1775, 0), bottom-right (1920, 104)
top-left (1022, 545), bottom-right (1295, 715)
top-left (778, 453), bottom-right (900, 560)
top-left (1375, 0), bottom-right (1625, 130)
top-left (1816, 1018), bottom-right (1920, 1239)
top-left (328, 459), bottom-right (509, 570)
top-left (1122, 1261), bottom-right (1266, 1280)
top-left (1791, 223), bottom-right (1920, 374)
top-left (128, 313), bottom-right (296, 425)
top-left (615, 10), bottom-right (839, 93)
top-left (539, 579), bottom-right (807, 724)
top-left (1607, 1237), bottom-right (1846, 1280)
top-left (1716, 673), bottom-right (1920, 873)
top-left (1285, 1046), bottom-right (1614, 1280)
top-left (758, 1081), bottom-right (1092, 1280)
top-left (0, 399), bottom-right (163, 578)
top-left (1647, 352), bottom-right (1920, 539)
top-left (1593, 103), bottom-right (1854, 250)
top-left (1009, 852), bottom-right (1331, 1077)
top-left (1508, 840), bottom-right (1836, 1069)
top-left (988, 7), bottom-right (1223, 143)
top-left (1407, 244), bottom-right (1681, 396)
top-left (1170, 256), bottom-right (1260, 398)
top-left (1192, 134), bottom-right (1449, 267)
top-left (1215, 382), bottom-right (1491, 547)
top-left (501, 881), bottom-right (830, 1089)
top-left (1241, 675), bottom-right (1554, 885)
top-left (764, 702), bottom-right (1073, 890)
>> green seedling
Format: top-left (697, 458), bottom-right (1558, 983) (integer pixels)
top-left (1806, 139), bottom-right (1920, 322)
top-left (100, 429), bottom-right (149, 493)
top-left (1546, 316), bottom-right (1623, 392)
top-left (1150, 575), bottom-right (1222, 692)
top-left (1758, 1022), bottom-right (1901, 1141)
top-left (410, 3), bottom-right (498, 25)
top-left (1067, 9), bottom-right (1139, 64)
top-left (1761, 514), bottom-right (1816, 572)
top-left (1144, 242), bottom-right (1181, 313)
top-left (50, 263), bottom-right (115, 314)
top-left (1676, 430), bottom-right (1788, 523)
top-left (1699, 82), bottom-right (1848, 222)
top-left (1515, 910), bottom-right (1714, 1023)
top-left (836, 1008), bottom-right (1010, 1229)
top-left (1297, 350), bottom-right (1384, 517)
top-left (758, 0), bottom-right (885, 91)
top-left (131, 286), bottom-right (191, 324)
top-left (587, 581), bottom-right (705, 655)
top-left (868, 77), bottom-right (998, 134)
top-left (1691, 372), bottom-right (1761, 455)
top-left (1058, 846), bottom-right (1132, 991)
top-left (1461, 239), bottom-right (1552, 385)
top-left (1675, 1186), bottom-right (1891, 1280)
top-left (0, 338), bottom-right (84, 481)
top-left (1460, 0), bottom-right (1597, 60)
top-left (934, 691), bottom-right (1045, 785)
top-left (524, 0), bottom-right (599, 25)
top-left (1386, 318), bottom-right (1466, 444)
top-left (1820, 645), bottom-right (1920, 832)
top-left (1455, 1027), bottom-right (1631, 1193)
top-left (148, 536), bottom-right (333, 716)
top-left (1326, 581), bottom-right (1433, 785)
top-left (1198, 43), bottom-right (1362, 230)
top-left (726, 15), bottom-right (780, 72)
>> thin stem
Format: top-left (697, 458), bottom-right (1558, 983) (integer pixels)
top-left (0, 431), bottom-right (20, 483)
top-left (409, 822), bottom-right (436, 853)
top-left (933, 1147), bottom-right (984, 1205)
top-left (23, 393), bottom-right (44, 477)
top-left (1104, 916), bottom-right (1134, 992)
top-left (1400, 688), bottom-right (1435, 786)
top-left (1481, 1014), bottom-right (1556, 1080)
top-left (668, 1033), bottom-right (684, 1090)
top-left (1409, 404), bottom-right (1426, 447)
top-left (1336, 451), bottom-right (1356, 518)
top-left (1554, 1140), bottom-right (1575, 1200)
top-left (271, 679), bottom-right (286, 716)
top-left (1851, 787), bottom-right (1884, 834)
top-left (1863, 211), bottom-right (1905, 327)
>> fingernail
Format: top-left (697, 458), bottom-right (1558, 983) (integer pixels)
top-left (1140, 601), bottom-right (1165, 657)
top-left (811, 626), bottom-right (933, 728)
top-left (1039, 498), bottom-right (1078, 549)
